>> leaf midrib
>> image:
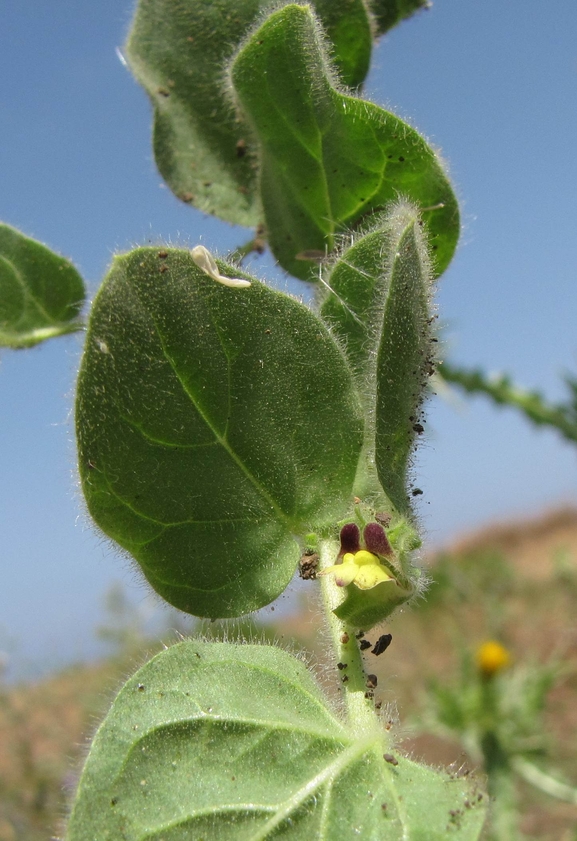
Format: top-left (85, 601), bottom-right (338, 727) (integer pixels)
top-left (0, 253), bottom-right (57, 326)
top-left (136, 735), bottom-right (383, 841)
top-left (131, 282), bottom-right (299, 533)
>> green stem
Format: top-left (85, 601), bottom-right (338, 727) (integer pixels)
top-left (318, 538), bottom-right (382, 736)
top-left (512, 757), bottom-right (577, 805)
top-left (485, 767), bottom-right (521, 841)
top-left (439, 361), bottom-right (577, 445)
top-left (479, 680), bottom-right (521, 841)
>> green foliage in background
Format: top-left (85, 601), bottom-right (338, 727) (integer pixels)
top-left (420, 646), bottom-right (577, 840)
top-left (0, 223), bottom-right (84, 348)
top-left (231, 5), bottom-right (458, 280)
top-left (124, 0), bottom-right (431, 229)
top-left (0, 1), bottom-right (504, 838)
top-left (440, 361), bottom-right (577, 446)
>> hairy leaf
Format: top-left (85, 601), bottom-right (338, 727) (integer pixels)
top-left (374, 211), bottom-right (433, 513)
top-left (125, 0), bottom-right (372, 226)
top-left (369, 0), bottom-right (430, 36)
top-left (66, 641), bottom-right (487, 840)
top-left (231, 4), bottom-right (459, 280)
top-left (321, 202), bottom-right (435, 514)
top-left (76, 247), bottom-right (363, 618)
top-left (0, 223), bottom-right (84, 348)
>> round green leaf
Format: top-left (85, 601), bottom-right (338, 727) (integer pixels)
top-left (66, 641), bottom-right (487, 840)
top-left (125, 0), bottom-right (372, 226)
top-left (76, 247), bottom-right (363, 618)
top-left (231, 4), bottom-right (459, 281)
top-left (0, 223), bottom-right (84, 348)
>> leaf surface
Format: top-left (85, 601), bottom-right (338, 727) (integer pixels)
top-left (125, 0), bottom-right (372, 226)
top-left (321, 202), bottom-right (435, 514)
top-left (66, 641), bottom-right (487, 840)
top-left (374, 213), bottom-right (434, 513)
top-left (369, 0), bottom-right (430, 36)
top-left (0, 223), bottom-right (84, 348)
top-left (76, 248), bottom-right (363, 617)
top-left (231, 4), bottom-right (459, 280)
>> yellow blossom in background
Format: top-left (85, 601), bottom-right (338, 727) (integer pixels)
top-left (476, 640), bottom-right (511, 677)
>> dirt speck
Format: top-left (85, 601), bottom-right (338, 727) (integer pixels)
top-left (298, 551), bottom-right (319, 580)
top-left (372, 634), bottom-right (392, 656)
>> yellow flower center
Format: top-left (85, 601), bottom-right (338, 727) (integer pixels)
top-left (352, 550), bottom-right (380, 566)
top-left (319, 549), bottom-right (394, 590)
top-left (339, 550), bottom-right (392, 589)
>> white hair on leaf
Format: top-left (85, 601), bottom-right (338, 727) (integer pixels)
top-left (190, 245), bottom-right (251, 288)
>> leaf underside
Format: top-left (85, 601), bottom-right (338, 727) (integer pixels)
top-left (76, 248), bottom-right (363, 618)
top-left (231, 4), bottom-right (459, 281)
top-left (320, 202), bottom-right (435, 515)
top-left (0, 222), bottom-right (84, 348)
top-left (370, 0), bottom-right (431, 37)
top-left (125, 0), bottom-right (372, 227)
top-left (374, 217), bottom-right (433, 514)
top-left (66, 641), bottom-right (487, 840)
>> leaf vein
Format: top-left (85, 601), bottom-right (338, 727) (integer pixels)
top-left (141, 292), bottom-right (297, 531)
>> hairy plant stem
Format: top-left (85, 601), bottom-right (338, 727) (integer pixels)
top-left (440, 361), bottom-right (577, 445)
top-left (318, 538), bottom-right (382, 736)
top-left (479, 678), bottom-right (521, 841)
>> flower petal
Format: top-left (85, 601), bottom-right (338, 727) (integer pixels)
top-left (334, 565), bottom-right (359, 587)
top-left (353, 549), bottom-right (380, 566)
top-left (317, 562), bottom-right (359, 587)
top-left (363, 522), bottom-right (393, 557)
top-left (354, 564), bottom-right (392, 590)
top-left (338, 522), bottom-right (361, 557)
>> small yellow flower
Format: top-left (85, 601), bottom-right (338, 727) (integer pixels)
top-left (319, 549), bottom-right (393, 590)
top-left (476, 640), bottom-right (511, 677)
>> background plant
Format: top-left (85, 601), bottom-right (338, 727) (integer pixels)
top-left (439, 362), bottom-right (577, 448)
top-left (1, 1), bottom-right (488, 837)
top-left (2, 0), bottom-right (575, 681)
top-left (1, 1), bottom-right (576, 840)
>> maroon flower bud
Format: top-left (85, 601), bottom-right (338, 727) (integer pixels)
top-left (363, 522), bottom-right (393, 557)
top-left (338, 522), bottom-right (361, 558)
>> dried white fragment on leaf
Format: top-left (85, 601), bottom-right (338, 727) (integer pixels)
top-left (190, 245), bottom-right (251, 288)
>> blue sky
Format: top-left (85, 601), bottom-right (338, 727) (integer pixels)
top-left (1, 0), bottom-right (576, 678)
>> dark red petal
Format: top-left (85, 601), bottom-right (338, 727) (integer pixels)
top-left (363, 522), bottom-right (393, 557)
top-left (338, 522), bottom-right (361, 557)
